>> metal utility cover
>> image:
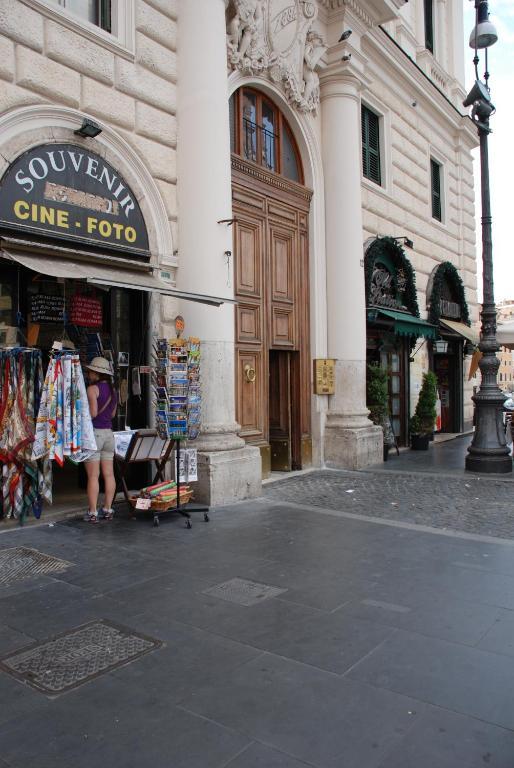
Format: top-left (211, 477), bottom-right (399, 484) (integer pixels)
top-left (203, 577), bottom-right (287, 606)
top-left (0, 547), bottom-right (72, 588)
top-left (0, 620), bottom-right (161, 695)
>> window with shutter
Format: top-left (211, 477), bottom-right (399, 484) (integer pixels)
top-left (361, 106), bottom-right (381, 186)
top-left (431, 159), bottom-right (442, 221)
top-left (424, 0), bottom-right (434, 53)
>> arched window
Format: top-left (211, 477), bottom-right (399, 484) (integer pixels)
top-left (229, 88), bottom-right (303, 183)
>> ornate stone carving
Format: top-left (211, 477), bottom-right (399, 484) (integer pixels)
top-left (226, 1), bottom-right (326, 113)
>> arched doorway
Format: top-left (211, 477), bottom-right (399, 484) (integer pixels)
top-left (230, 87), bottom-right (312, 475)
top-left (364, 237), bottom-right (436, 446)
top-left (427, 262), bottom-right (473, 433)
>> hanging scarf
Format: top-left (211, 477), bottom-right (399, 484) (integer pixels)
top-left (0, 350), bottom-right (44, 520)
top-left (32, 352), bottom-right (96, 465)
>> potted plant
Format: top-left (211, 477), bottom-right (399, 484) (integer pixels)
top-left (366, 363), bottom-right (395, 460)
top-left (410, 371), bottom-right (438, 450)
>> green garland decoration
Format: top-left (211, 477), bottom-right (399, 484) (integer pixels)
top-left (365, 236), bottom-right (420, 317)
top-left (427, 261), bottom-right (471, 327)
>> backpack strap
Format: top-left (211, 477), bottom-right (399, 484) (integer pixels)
top-left (96, 391), bottom-right (113, 418)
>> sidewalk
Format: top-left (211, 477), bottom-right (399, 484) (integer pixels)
top-left (1, 465), bottom-right (514, 766)
top-left (372, 432), bottom-right (514, 479)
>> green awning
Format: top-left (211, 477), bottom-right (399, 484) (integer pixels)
top-left (376, 309), bottom-right (437, 340)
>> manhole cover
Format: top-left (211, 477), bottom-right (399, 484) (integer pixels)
top-left (202, 577), bottom-right (287, 606)
top-left (0, 620), bottom-right (161, 694)
top-left (0, 547), bottom-right (72, 587)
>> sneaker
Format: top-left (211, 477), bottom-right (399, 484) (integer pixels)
top-left (83, 511), bottom-right (98, 523)
top-left (100, 508), bottom-right (115, 521)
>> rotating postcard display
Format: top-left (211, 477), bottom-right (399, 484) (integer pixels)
top-left (153, 337), bottom-right (201, 441)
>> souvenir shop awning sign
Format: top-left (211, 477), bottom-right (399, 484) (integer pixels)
top-left (0, 144), bottom-right (149, 259)
top-left (2, 248), bottom-right (237, 308)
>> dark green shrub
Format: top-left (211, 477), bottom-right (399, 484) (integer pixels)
top-left (411, 371), bottom-right (438, 435)
top-left (366, 363), bottom-right (389, 426)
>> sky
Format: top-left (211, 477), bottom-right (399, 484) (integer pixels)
top-left (462, 0), bottom-right (514, 303)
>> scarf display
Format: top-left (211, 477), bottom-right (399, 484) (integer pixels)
top-left (0, 349), bottom-right (46, 521)
top-left (32, 351), bottom-right (97, 470)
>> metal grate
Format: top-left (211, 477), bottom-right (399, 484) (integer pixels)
top-left (0, 547), bottom-right (72, 587)
top-left (0, 620), bottom-right (161, 694)
top-left (202, 577), bottom-right (287, 607)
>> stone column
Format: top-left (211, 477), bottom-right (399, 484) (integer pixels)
top-left (176, 0), bottom-right (261, 504)
top-left (320, 74), bottom-right (382, 468)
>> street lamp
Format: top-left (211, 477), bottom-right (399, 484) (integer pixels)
top-left (464, 0), bottom-right (511, 473)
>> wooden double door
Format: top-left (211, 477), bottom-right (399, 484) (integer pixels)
top-left (232, 158), bottom-right (312, 474)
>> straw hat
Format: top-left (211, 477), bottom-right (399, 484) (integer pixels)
top-left (85, 356), bottom-right (113, 376)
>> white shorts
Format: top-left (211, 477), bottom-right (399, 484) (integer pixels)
top-left (86, 429), bottom-right (115, 462)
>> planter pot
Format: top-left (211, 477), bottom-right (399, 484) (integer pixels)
top-left (411, 433), bottom-right (430, 451)
top-left (428, 431), bottom-right (434, 442)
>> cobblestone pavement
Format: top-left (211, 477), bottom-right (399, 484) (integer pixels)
top-left (264, 469), bottom-right (514, 540)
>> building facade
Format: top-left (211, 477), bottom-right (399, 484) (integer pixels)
top-left (497, 301), bottom-right (514, 392)
top-left (0, 0), bottom-right (478, 508)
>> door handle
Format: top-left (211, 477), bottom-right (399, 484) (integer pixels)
top-left (244, 364), bottom-right (256, 383)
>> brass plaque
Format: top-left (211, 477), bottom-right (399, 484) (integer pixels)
top-left (314, 359), bottom-right (335, 395)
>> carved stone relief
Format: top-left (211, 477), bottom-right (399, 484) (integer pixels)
top-left (226, 1), bottom-right (326, 113)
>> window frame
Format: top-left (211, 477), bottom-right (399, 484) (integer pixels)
top-left (430, 157), bottom-right (443, 222)
top-left (230, 88), bottom-right (304, 184)
top-left (361, 104), bottom-right (382, 187)
top-left (424, 0), bottom-right (434, 54)
top-left (20, 0), bottom-right (135, 58)
top-left (47, 0), bottom-right (111, 31)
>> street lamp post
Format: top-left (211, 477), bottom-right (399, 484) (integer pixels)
top-left (465, 0), bottom-right (512, 473)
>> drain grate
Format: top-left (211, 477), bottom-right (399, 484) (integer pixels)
top-left (202, 577), bottom-right (287, 606)
top-left (0, 547), bottom-right (72, 587)
top-left (0, 620), bottom-right (161, 694)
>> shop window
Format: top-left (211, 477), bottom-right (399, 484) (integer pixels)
top-left (46, 0), bottom-right (111, 30)
top-left (361, 105), bottom-right (381, 186)
top-left (229, 89), bottom-right (303, 183)
top-left (431, 158), bottom-right (442, 221)
top-left (424, 0), bottom-right (434, 53)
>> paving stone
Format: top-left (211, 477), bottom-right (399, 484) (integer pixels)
top-left (265, 468), bottom-right (514, 539)
top-left (347, 629), bottom-right (514, 730)
top-left (377, 706), bottom-right (514, 768)
top-left (225, 742), bottom-right (313, 767)
top-left (179, 652), bottom-right (427, 768)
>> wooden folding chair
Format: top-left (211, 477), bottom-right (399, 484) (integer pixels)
top-left (114, 429), bottom-right (174, 506)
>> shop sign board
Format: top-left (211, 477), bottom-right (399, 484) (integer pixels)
top-left (440, 299), bottom-right (461, 320)
top-left (370, 264), bottom-right (406, 310)
top-left (0, 144), bottom-right (149, 258)
top-left (313, 358), bottom-right (335, 395)
top-left (69, 295), bottom-right (103, 328)
top-left (30, 294), bottom-right (65, 323)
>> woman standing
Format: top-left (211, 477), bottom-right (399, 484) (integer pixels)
top-left (84, 357), bottom-right (118, 523)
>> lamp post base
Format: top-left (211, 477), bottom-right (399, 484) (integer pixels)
top-left (465, 452), bottom-right (512, 473)
top-left (465, 388), bottom-right (512, 474)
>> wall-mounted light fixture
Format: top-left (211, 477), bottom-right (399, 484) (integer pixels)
top-left (434, 339), bottom-right (449, 354)
top-left (74, 119), bottom-right (102, 138)
top-left (395, 236), bottom-right (414, 249)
